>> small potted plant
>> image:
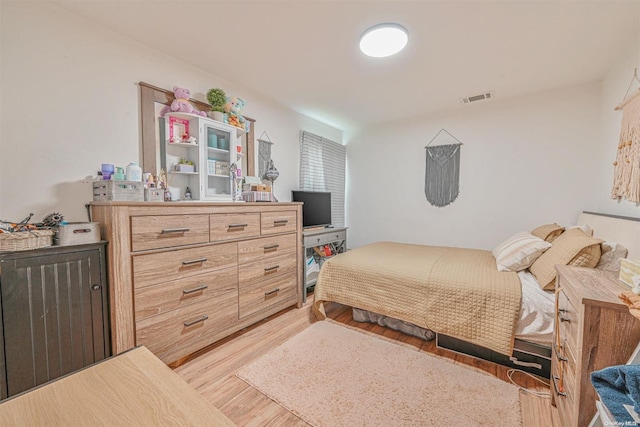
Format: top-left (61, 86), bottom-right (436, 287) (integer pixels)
top-left (206, 88), bottom-right (226, 122)
top-left (175, 158), bottom-right (195, 173)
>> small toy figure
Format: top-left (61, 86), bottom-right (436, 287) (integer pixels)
top-left (184, 187), bottom-right (192, 200)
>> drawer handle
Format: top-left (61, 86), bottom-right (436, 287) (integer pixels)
top-left (263, 244), bottom-right (280, 251)
top-left (265, 288), bottom-right (280, 296)
top-left (183, 315), bottom-right (208, 327)
top-left (183, 284), bottom-right (208, 295)
top-left (182, 257), bottom-right (208, 266)
top-left (553, 344), bottom-right (568, 362)
top-left (264, 265), bottom-right (280, 272)
top-left (552, 375), bottom-right (566, 397)
top-left (161, 228), bottom-right (190, 234)
top-left (228, 223), bottom-right (248, 229)
top-left (274, 220), bottom-right (288, 226)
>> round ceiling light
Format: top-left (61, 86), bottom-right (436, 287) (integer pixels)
top-left (359, 23), bottom-right (408, 58)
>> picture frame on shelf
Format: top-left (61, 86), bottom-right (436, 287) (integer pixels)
top-left (168, 116), bottom-right (190, 143)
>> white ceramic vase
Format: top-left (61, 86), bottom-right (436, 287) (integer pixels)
top-left (208, 111), bottom-right (225, 122)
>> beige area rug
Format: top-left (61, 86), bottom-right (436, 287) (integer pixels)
top-left (236, 321), bottom-right (522, 427)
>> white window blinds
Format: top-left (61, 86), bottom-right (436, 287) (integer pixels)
top-left (299, 131), bottom-right (346, 227)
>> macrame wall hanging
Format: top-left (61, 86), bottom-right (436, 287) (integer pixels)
top-left (257, 131), bottom-right (274, 179)
top-left (611, 68), bottom-right (640, 203)
top-left (424, 129), bottom-right (463, 207)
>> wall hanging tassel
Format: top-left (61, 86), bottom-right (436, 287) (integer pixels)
top-left (424, 129), bottom-right (462, 207)
top-left (612, 69), bottom-right (640, 203)
top-left (257, 131), bottom-right (274, 179)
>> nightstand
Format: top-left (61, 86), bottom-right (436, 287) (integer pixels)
top-left (302, 227), bottom-right (347, 302)
top-left (551, 265), bottom-right (640, 427)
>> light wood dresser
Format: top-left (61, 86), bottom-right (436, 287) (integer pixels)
top-left (91, 201), bottom-right (303, 365)
top-left (551, 265), bottom-right (640, 427)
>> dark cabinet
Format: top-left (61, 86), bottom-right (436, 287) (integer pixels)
top-left (0, 242), bottom-right (110, 399)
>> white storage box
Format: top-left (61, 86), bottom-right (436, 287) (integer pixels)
top-left (93, 180), bottom-right (144, 201)
top-left (56, 222), bottom-right (100, 246)
top-left (144, 188), bottom-right (164, 202)
top-left (241, 191), bottom-right (274, 202)
top-left (215, 161), bottom-right (230, 175)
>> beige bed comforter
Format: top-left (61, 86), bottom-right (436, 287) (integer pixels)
top-left (313, 242), bottom-right (522, 356)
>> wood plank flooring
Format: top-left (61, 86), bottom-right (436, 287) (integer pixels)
top-left (174, 296), bottom-right (562, 426)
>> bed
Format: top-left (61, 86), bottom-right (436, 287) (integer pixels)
top-left (312, 212), bottom-right (640, 376)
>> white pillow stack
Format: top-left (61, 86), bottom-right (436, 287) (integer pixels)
top-left (492, 232), bottom-right (552, 272)
top-left (596, 241), bottom-right (628, 271)
top-left (566, 224), bottom-right (593, 236)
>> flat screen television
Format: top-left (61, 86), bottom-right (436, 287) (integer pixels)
top-left (291, 190), bottom-right (332, 228)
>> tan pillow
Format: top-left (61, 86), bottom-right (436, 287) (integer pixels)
top-left (531, 223), bottom-right (565, 242)
top-left (529, 228), bottom-right (603, 290)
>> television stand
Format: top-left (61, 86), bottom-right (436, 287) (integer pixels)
top-left (303, 226), bottom-right (328, 232)
top-left (302, 226), bottom-right (348, 303)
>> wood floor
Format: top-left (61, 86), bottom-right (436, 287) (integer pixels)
top-left (174, 296), bottom-right (562, 426)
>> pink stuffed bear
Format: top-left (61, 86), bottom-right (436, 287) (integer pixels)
top-left (159, 86), bottom-right (207, 117)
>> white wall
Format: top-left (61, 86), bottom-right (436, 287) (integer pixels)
top-left (0, 2), bottom-right (341, 222)
top-left (595, 36), bottom-right (640, 217)
top-left (346, 82), bottom-right (603, 250)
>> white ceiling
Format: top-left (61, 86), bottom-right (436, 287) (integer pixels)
top-left (52, 0), bottom-right (639, 131)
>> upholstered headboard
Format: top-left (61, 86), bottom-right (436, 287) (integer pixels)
top-left (577, 211), bottom-right (640, 259)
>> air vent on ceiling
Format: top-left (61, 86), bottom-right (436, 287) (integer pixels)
top-left (459, 92), bottom-right (495, 104)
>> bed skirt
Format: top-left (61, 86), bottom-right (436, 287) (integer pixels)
top-left (352, 307), bottom-right (551, 378)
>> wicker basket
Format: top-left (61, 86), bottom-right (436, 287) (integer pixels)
top-left (0, 229), bottom-right (54, 252)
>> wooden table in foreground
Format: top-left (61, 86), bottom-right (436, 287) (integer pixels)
top-left (0, 346), bottom-right (235, 426)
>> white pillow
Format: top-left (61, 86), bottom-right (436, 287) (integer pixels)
top-left (493, 232), bottom-right (552, 272)
top-left (596, 241), bottom-right (628, 271)
top-left (567, 224), bottom-right (593, 236)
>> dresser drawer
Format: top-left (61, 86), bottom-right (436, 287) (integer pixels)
top-left (552, 338), bottom-right (576, 425)
top-left (557, 289), bottom-right (578, 353)
top-left (135, 267), bottom-right (238, 321)
top-left (553, 335), bottom-right (577, 401)
top-left (238, 252), bottom-right (297, 287)
top-left (552, 371), bottom-right (574, 427)
top-left (210, 213), bottom-right (260, 242)
top-left (136, 289), bottom-right (238, 364)
top-left (239, 271), bottom-right (297, 319)
top-left (261, 210), bottom-right (297, 235)
top-left (131, 215), bottom-right (209, 252)
top-left (133, 242), bottom-right (237, 289)
top-left (304, 229), bottom-right (346, 247)
top-left (238, 234), bottom-right (297, 265)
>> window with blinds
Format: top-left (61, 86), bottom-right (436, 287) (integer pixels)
top-left (299, 131), bottom-right (346, 227)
